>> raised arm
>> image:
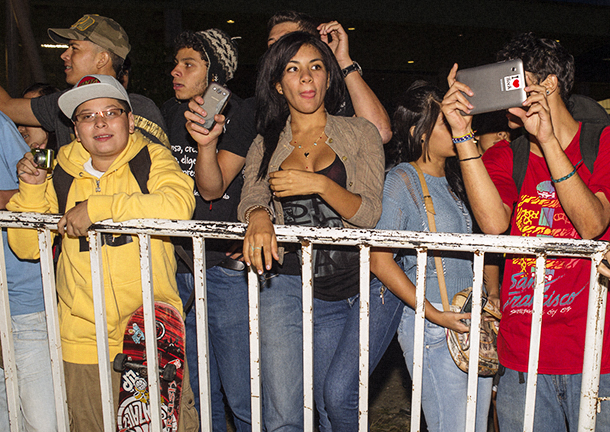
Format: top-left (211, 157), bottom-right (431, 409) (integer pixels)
top-left (508, 80), bottom-right (610, 239)
top-left (318, 21), bottom-right (392, 144)
top-left (441, 64), bottom-right (512, 234)
top-left (0, 85), bottom-right (40, 126)
top-left (186, 97), bottom-right (248, 200)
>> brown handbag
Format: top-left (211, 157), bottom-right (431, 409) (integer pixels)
top-left (410, 162), bottom-right (501, 376)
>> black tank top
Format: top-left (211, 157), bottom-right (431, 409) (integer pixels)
top-left (280, 155), bottom-right (359, 301)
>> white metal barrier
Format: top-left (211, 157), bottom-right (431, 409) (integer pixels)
top-left (0, 211), bottom-right (608, 432)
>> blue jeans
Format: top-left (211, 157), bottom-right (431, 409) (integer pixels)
top-left (177, 268), bottom-right (251, 432)
top-left (398, 304), bottom-right (492, 432)
top-left (315, 277), bottom-right (403, 432)
top-left (259, 273), bottom-right (303, 432)
top-left (0, 311), bottom-right (57, 431)
top-left (497, 366), bottom-right (610, 431)
top-left (260, 274), bottom-right (403, 432)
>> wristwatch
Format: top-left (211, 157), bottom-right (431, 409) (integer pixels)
top-left (341, 61), bottom-right (362, 78)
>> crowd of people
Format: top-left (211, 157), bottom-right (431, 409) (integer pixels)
top-left (0, 9), bottom-right (608, 432)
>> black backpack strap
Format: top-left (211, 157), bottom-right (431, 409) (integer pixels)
top-left (52, 164), bottom-right (74, 214)
top-left (128, 145), bottom-right (151, 194)
top-left (579, 122), bottom-right (606, 174)
top-left (53, 146), bottom-right (151, 213)
top-left (510, 134), bottom-right (530, 195)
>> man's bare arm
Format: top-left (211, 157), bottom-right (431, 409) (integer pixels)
top-left (196, 148), bottom-right (245, 201)
top-left (0, 86), bottom-right (40, 126)
top-left (185, 99), bottom-right (247, 200)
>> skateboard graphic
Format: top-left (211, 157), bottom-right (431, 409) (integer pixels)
top-left (114, 302), bottom-right (185, 432)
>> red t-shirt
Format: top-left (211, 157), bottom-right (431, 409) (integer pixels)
top-left (483, 124), bottom-right (610, 374)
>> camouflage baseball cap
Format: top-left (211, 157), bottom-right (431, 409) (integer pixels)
top-left (48, 14), bottom-right (131, 59)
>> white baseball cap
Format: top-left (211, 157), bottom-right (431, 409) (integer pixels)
top-left (59, 74), bottom-right (132, 119)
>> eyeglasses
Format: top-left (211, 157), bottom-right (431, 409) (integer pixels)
top-left (73, 108), bottom-right (125, 123)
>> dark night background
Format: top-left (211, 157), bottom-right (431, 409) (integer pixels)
top-left (4, 0), bottom-right (610, 113)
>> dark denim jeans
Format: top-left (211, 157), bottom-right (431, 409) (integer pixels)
top-left (259, 273), bottom-right (403, 432)
top-left (177, 266), bottom-right (251, 432)
top-left (315, 277), bottom-right (403, 432)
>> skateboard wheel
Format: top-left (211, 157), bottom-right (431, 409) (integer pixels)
top-left (113, 353), bottom-right (128, 372)
top-left (162, 363), bottom-right (177, 381)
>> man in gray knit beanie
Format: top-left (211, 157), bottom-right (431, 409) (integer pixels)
top-left (170, 28), bottom-right (238, 101)
top-left (161, 28), bottom-right (250, 431)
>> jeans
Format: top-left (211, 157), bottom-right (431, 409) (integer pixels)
top-left (497, 366), bottom-right (610, 431)
top-left (397, 304), bottom-right (492, 432)
top-left (177, 268), bottom-right (251, 432)
top-left (260, 274), bottom-right (403, 432)
top-left (0, 311), bottom-right (57, 432)
top-left (315, 277), bottom-right (404, 432)
top-left (259, 273), bottom-right (304, 432)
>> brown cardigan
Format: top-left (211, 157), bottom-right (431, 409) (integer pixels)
top-left (238, 114), bottom-right (384, 261)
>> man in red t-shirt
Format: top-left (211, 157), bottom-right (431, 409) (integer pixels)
top-left (442, 33), bottom-right (610, 431)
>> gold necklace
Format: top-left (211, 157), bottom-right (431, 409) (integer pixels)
top-left (293, 132), bottom-right (324, 159)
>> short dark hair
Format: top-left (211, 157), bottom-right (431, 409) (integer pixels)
top-left (496, 32), bottom-right (574, 104)
top-left (21, 83), bottom-right (60, 98)
top-left (108, 50), bottom-right (125, 77)
top-left (117, 55), bottom-right (131, 86)
top-left (255, 31), bottom-right (346, 179)
top-left (173, 30), bottom-right (209, 62)
top-left (267, 10), bottom-right (318, 37)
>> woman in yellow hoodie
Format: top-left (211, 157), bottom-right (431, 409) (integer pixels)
top-left (7, 75), bottom-right (196, 431)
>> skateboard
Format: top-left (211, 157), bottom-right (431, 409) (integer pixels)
top-left (114, 302), bottom-right (185, 432)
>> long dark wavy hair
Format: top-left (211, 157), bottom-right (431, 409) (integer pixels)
top-left (254, 31), bottom-right (346, 179)
top-left (388, 80), bottom-right (467, 204)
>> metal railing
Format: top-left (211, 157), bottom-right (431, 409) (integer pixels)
top-left (0, 211), bottom-right (608, 432)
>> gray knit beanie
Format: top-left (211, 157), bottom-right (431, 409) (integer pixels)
top-left (195, 29), bottom-right (238, 85)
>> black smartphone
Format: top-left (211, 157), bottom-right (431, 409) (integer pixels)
top-left (460, 292), bottom-right (488, 325)
top-left (194, 83), bottom-right (232, 129)
top-left (460, 291), bottom-right (489, 314)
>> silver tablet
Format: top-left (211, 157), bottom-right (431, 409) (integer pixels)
top-left (456, 59), bottom-right (527, 115)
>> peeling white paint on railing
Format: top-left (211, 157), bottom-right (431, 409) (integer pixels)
top-left (0, 211), bottom-right (608, 432)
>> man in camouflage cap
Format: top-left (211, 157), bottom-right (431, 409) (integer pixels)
top-left (48, 14), bottom-right (131, 60)
top-left (0, 14), bottom-right (169, 148)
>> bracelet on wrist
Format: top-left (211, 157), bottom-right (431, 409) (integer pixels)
top-left (551, 159), bottom-right (583, 184)
top-left (244, 205), bottom-right (273, 224)
top-left (459, 154), bottom-right (482, 162)
top-left (452, 130), bottom-right (476, 145)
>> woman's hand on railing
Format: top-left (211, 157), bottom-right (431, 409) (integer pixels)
top-left (243, 208), bottom-right (279, 274)
top-left (16, 152), bottom-right (47, 185)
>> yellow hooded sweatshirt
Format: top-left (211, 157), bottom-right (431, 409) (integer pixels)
top-left (7, 131), bottom-right (195, 364)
